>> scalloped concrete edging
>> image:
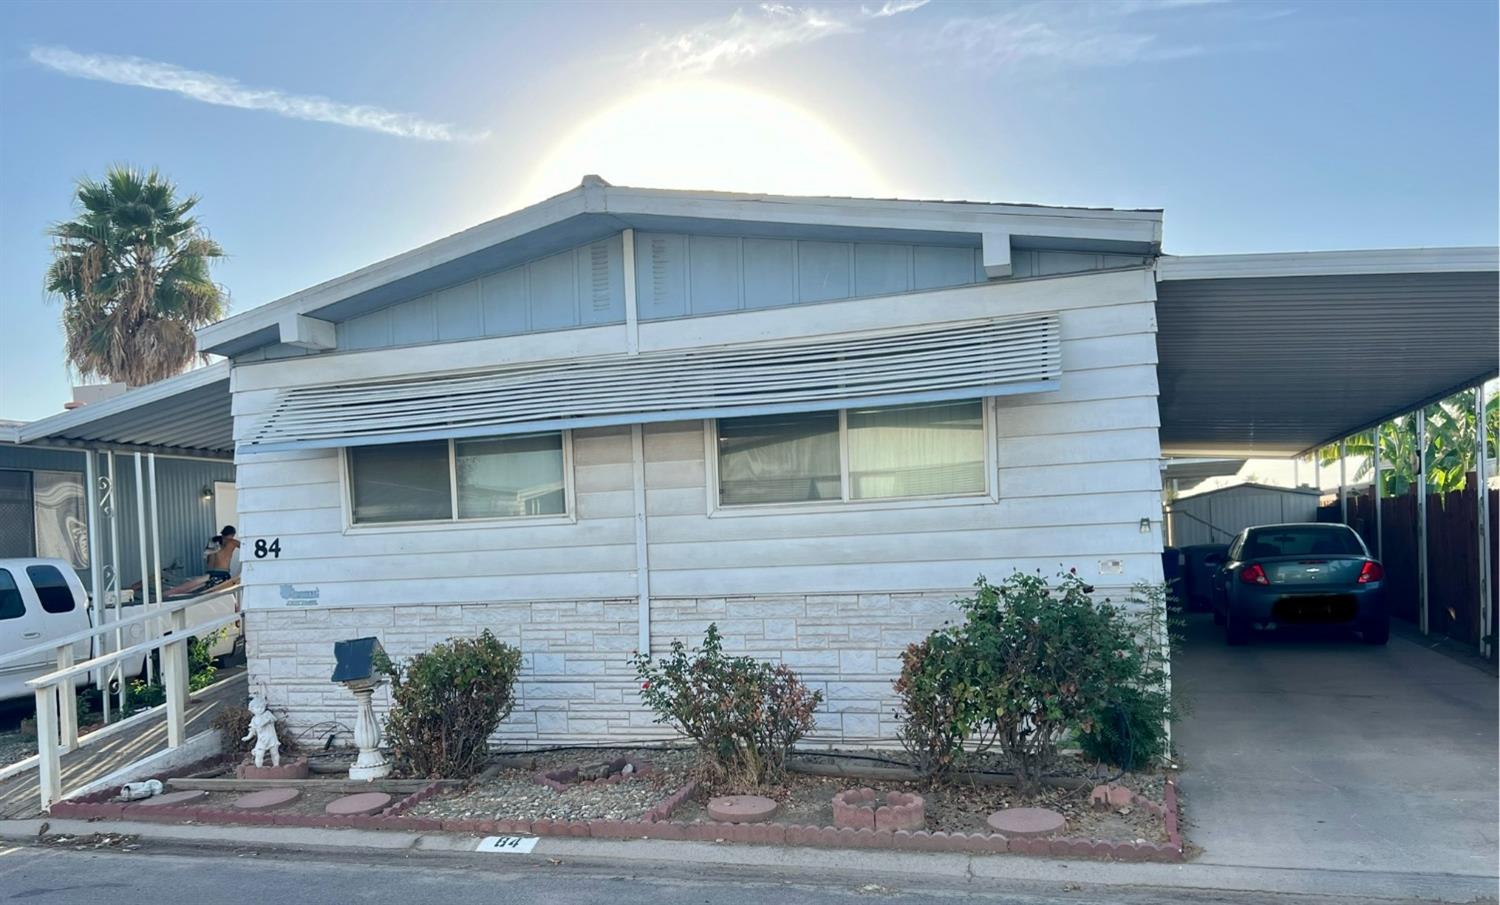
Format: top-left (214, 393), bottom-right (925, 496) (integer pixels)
top-left (832, 787), bottom-right (925, 831)
top-left (45, 772), bottom-right (1184, 862)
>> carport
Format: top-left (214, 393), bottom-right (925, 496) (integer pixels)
top-left (1155, 246), bottom-right (1499, 886)
top-left (1157, 246), bottom-right (1499, 652)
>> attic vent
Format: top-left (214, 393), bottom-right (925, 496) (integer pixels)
top-left (242, 314), bottom-right (1062, 453)
top-left (589, 242), bottom-right (611, 312)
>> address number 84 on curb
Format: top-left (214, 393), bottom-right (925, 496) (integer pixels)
top-left (477, 836), bottom-right (540, 854)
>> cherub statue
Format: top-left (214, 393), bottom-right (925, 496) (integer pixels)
top-left (242, 695), bottom-right (281, 768)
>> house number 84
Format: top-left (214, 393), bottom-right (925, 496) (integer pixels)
top-left (254, 538), bottom-right (282, 559)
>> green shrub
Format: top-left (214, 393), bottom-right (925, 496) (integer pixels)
top-left (630, 624), bottom-right (823, 788)
top-left (374, 630), bottom-right (522, 778)
top-left (1076, 582), bottom-right (1178, 770)
top-left (187, 632), bottom-right (220, 692)
top-left (893, 634), bottom-right (967, 779)
top-left (894, 572), bottom-right (1174, 787)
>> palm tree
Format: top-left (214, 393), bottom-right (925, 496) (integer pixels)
top-left (1318, 389), bottom-right (1498, 495)
top-left (47, 166), bottom-right (227, 386)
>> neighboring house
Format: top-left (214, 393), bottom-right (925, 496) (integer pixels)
top-left (0, 440), bottom-right (233, 594)
top-left (199, 180), bottom-right (1168, 744)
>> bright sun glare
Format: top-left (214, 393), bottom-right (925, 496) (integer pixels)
top-left (515, 82), bottom-right (889, 209)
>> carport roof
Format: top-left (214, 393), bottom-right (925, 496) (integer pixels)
top-left (13, 361), bottom-right (232, 457)
top-left (1156, 247), bottom-right (1499, 458)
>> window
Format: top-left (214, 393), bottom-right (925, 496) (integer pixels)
top-left (350, 441), bottom-right (452, 523)
top-left (347, 432), bottom-right (569, 525)
top-left (0, 570), bottom-right (23, 620)
top-left (717, 411), bottom-right (841, 505)
top-left (26, 565), bottom-right (76, 614)
top-left (456, 434), bottom-right (566, 518)
top-left (715, 400), bottom-right (988, 507)
top-left (0, 470), bottom-right (35, 558)
top-left (1244, 525), bottom-right (1366, 559)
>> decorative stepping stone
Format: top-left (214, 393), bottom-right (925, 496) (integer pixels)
top-left (324, 791), bottom-right (392, 817)
top-left (233, 787), bottom-right (302, 810)
top-left (707, 794), bottom-right (778, 823)
top-left (133, 789), bottom-right (208, 807)
top-left (986, 806), bottom-right (1066, 837)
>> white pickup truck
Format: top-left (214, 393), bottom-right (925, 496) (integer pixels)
top-left (0, 557), bottom-right (242, 703)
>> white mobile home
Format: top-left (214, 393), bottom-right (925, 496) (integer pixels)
top-left (169, 180), bottom-right (1497, 745)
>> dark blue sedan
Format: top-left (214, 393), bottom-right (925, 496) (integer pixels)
top-left (1208, 523), bottom-right (1388, 646)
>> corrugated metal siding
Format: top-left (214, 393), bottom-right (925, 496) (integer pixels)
top-left (1157, 271), bottom-right (1499, 455)
top-left (1168, 485), bottom-right (1320, 546)
top-left (0, 447), bottom-right (233, 592)
top-left (105, 454), bottom-right (235, 592)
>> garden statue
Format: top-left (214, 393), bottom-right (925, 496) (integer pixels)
top-left (243, 695), bottom-right (282, 768)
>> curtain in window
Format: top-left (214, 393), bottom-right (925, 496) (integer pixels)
top-left (33, 471), bottom-right (87, 569)
top-left (847, 400), bottom-right (985, 500)
top-left (718, 411), bottom-right (840, 505)
top-left (456, 433), bottom-right (566, 518)
top-left (349, 441), bottom-right (452, 523)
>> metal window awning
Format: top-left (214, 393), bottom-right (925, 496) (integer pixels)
top-left (242, 314), bottom-right (1062, 453)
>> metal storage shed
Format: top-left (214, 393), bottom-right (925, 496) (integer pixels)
top-left (1166, 482), bottom-right (1323, 547)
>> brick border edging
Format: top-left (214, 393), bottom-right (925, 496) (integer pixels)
top-left (46, 773), bottom-right (1185, 863)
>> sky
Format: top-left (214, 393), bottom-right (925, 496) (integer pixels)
top-left (0, 0), bottom-right (1496, 422)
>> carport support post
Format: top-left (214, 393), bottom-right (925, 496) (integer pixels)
top-left (1417, 410), bottom-right (1430, 636)
top-left (133, 452), bottom-right (154, 683)
top-left (1339, 440), bottom-right (1348, 523)
top-left (1373, 428), bottom-right (1383, 560)
top-left (1477, 385), bottom-right (1492, 658)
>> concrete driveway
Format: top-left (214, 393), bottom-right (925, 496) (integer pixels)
top-left (1172, 613), bottom-right (1498, 885)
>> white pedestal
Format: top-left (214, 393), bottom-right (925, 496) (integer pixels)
top-left (348, 683), bottom-right (390, 781)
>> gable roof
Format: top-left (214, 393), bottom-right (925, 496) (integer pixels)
top-left (195, 177), bottom-right (1164, 357)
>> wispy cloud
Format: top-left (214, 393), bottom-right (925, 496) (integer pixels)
top-left (638, 1), bottom-right (927, 75)
top-left (637, 1), bottom-right (1248, 77)
top-left (29, 45), bottom-right (488, 142)
top-left (916, 1), bottom-right (1266, 72)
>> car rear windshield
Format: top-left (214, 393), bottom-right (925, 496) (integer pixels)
top-left (26, 565), bottom-right (75, 614)
top-left (1244, 526), bottom-right (1365, 559)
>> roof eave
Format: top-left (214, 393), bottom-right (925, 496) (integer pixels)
top-left (1157, 246), bottom-right (1500, 281)
top-left (195, 182), bottom-right (1164, 357)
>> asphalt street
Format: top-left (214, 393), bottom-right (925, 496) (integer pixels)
top-left (0, 838), bottom-right (1476, 905)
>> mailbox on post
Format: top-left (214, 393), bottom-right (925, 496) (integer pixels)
top-left (331, 636), bottom-right (390, 781)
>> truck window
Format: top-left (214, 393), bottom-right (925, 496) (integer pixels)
top-left (25, 565), bottom-right (75, 614)
top-left (0, 570), bottom-right (23, 620)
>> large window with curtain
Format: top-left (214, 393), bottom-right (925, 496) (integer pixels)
top-left (346, 431), bottom-right (570, 525)
top-left (714, 400), bottom-right (988, 507)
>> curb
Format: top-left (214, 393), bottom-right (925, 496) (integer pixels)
top-left (5, 817), bottom-right (1495, 904)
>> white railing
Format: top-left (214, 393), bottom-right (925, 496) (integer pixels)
top-left (11, 587), bottom-right (243, 811)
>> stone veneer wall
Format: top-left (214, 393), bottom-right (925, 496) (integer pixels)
top-left (245, 590), bottom-right (966, 748)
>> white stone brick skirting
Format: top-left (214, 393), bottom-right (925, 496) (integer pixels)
top-left (245, 591), bottom-right (969, 748)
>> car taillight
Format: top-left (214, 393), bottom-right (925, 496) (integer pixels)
top-left (1357, 561), bottom-right (1384, 583)
top-left (1240, 563), bottom-right (1269, 585)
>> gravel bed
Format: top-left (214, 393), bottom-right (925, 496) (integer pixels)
top-left (411, 747), bottom-right (696, 823)
top-left (0, 730), bottom-right (35, 769)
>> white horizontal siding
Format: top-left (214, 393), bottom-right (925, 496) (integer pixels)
top-left (234, 426), bottom-right (637, 611)
top-left (232, 268), bottom-right (1163, 612)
